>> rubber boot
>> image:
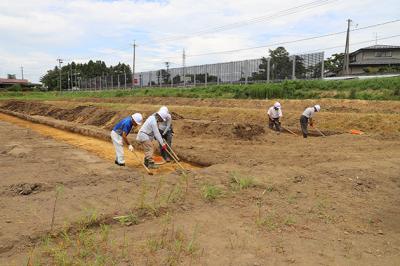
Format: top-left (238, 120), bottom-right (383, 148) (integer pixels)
top-left (147, 161), bottom-right (159, 169)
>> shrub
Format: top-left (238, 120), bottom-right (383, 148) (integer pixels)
top-left (7, 84), bottom-right (22, 91)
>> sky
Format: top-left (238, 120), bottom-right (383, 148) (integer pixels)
top-left (0, 0), bottom-right (399, 83)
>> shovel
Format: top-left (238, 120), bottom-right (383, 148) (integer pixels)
top-left (130, 150), bottom-right (153, 175)
top-left (281, 126), bottom-right (298, 136)
top-left (163, 138), bottom-right (180, 161)
top-left (164, 148), bottom-right (186, 172)
top-left (314, 127), bottom-right (326, 137)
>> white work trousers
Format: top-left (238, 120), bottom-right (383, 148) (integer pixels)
top-left (111, 130), bottom-right (125, 164)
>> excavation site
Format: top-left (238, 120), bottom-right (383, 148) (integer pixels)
top-left (0, 97), bottom-right (399, 265)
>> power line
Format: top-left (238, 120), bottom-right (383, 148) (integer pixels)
top-left (151, 0), bottom-right (338, 43)
top-left (134, 34), bottom-right (400, 73)
top-left (181, 18), bottom-right (400, 58)
top-left (298, 34), bottom-right (400, 54)
top-left (145, 19), bottom-right (399, 62)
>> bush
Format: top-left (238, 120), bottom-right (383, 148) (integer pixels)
top-left (7, 84), bottom-right (22, 91)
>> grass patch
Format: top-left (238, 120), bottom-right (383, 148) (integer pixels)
top-left (29, 224), bottom-right (119, 265)
top-left (230, 172), bottom-right (256, 190)
top-left (143, 219), bottom-right (200, 265)
top-left (257, 213), bottom-right (278, 231)
top-left (113, 212), bottom-right (139, 226)
top-left (1, 77), bottom-right (400, 101)
top-left (201, 184), bottom-right (222, 202)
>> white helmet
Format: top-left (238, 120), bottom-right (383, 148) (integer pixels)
top-left (131, 113), bottom-right (143, 125)
top-left (314, 105), bottom-right (321, 112)
top-left (159, 106), bottom-right (169, 114)
top-left (157, 109), bottom-right (169, 121)
top-left (273, 102), bottom-right (281, 109)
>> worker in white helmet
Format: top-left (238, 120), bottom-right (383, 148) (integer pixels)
top-left (136, 109), bottom-right (168, 169)
top-left (300, 104), bottom-right (321, 138)
top-left (157, 106), bottom-right (174, 162)
top-left (267, 102), bottom-right (282, 133)
top-left (111, 113), bottom-right (143, 166)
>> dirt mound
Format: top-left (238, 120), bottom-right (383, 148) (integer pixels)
top-left (178, 120), bottom-right (264, 140)
top-left (9, 183), bottom-right (42, 195)
top-left (171, 111), bottom-right (184, 120)
top-left (1, 101), bottom-right (117, 129)
top-left (232, 123), bottom-right (265, 140)
top-left (326, 106), bottom-right (361, 113)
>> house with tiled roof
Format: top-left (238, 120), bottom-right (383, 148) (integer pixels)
top-left (349, 45), bottom-right (400, 74)
top-left (0, 78), bottom-right (30, 89)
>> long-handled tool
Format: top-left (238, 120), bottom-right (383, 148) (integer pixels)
top-left (163, 139), bottom-right (180, 161)
top-left (165, 148), bottom-right (186, 172)
top-left (314, 127), bottom-right (326, 137)
top-left (130, 150), bottom-right (153, 175)
top-left (282, 126), bottom-right (298, 136)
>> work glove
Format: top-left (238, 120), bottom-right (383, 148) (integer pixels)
top-left (161, 144), bottom-right (167, 150)
top-left (128, 145), bottom-right (134, 152)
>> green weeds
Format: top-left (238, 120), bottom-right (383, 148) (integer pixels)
top-left (201, 184), bottom-right (222, 202)
top-left (1, 76), bottom-right (399, 101)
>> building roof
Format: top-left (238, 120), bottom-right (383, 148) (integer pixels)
top-left (350, 44), bottom-right (400, 56)
top-left (349, 58), bottom-right (400, 66)
top-left (0, 78), bottom-right (29, 85)
top-left (361, 44), bottom-right (400, 50)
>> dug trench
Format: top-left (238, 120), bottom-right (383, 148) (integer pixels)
top-left (0, 100), bottom-right (336, 147)
top-left (1, 99), bottom-right (400, 265)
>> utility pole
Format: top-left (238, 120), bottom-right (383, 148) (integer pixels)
top-left (132, 40), bottom-right (137, 88)
top-left (343, 19), bottom-right (352, 76)
top-left (165, 62), bottom-right (170, 84)
top-left (57, 59), bottom-right (63, 92)
top-left (292, 55), bottom-right (296, 80)
top-left (69, 64), bottom-right (72, 89)
top-left (124, 70), bottom-right (127, 89)
top-left (75, 68), bottom-right (77, 88)
top-left (182, 49), bottom-right (186, 86)
top-left (21, 66), bottom-right (24, 80)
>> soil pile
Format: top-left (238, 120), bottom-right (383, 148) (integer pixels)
top-left (1, 101), bottom-right (117, 129)
top-left (232, 123), bottom-right (265, 140)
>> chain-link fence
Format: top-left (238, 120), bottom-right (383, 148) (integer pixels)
top-left (69, 52), bottom-right (324, 91)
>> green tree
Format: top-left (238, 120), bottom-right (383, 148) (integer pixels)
top-left (270, 47), bottom-right (292, 80)
top-left (324, 53), bottom-right (344, 75)
top-left (251, 47), bottom-right (305, 81)
top-left (40, 61), bottom-right (132, 90)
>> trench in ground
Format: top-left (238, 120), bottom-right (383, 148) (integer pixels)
top-left (0, 113), bottom-right (199, 175)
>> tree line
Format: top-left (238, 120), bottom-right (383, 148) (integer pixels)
top-left (41, 60), bottom-right (132, 90)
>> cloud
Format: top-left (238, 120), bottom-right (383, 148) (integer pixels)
top-left (0, 0), bottom-right (399, 82)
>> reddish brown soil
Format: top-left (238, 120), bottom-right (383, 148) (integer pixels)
top-left (0, 98), bottom-right (399, 265)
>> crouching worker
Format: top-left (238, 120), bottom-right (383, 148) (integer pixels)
top-left (111, 113), bottom-right (143, 166)
top-left (300, 104), bottom-right (320, 138)
top-left (136, 109), bottom-right (168, 169)
top-left (158, 106), bottom-right (173, 162)
top-left (267, 102), bottom-right (282, 133)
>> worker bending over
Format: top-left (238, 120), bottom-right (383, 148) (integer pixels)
top-left (111, 113), bottom-right (143, 166)
top-left (300, 105), bottom-right (321, 138)
top-left (158, 106), bottom-right (173, 162)
top-left (137, 109), bottom-right (168, 169)
top-left (267, 102), bottom-right (282, 133)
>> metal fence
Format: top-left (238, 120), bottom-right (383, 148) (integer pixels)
top-left (68, 52), bottom-right (324, 91)
top-left (134, 52), bottom-right (324, 88)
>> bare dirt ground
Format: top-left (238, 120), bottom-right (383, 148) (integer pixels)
top-left (0, 98), bottom-right (399, 265)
